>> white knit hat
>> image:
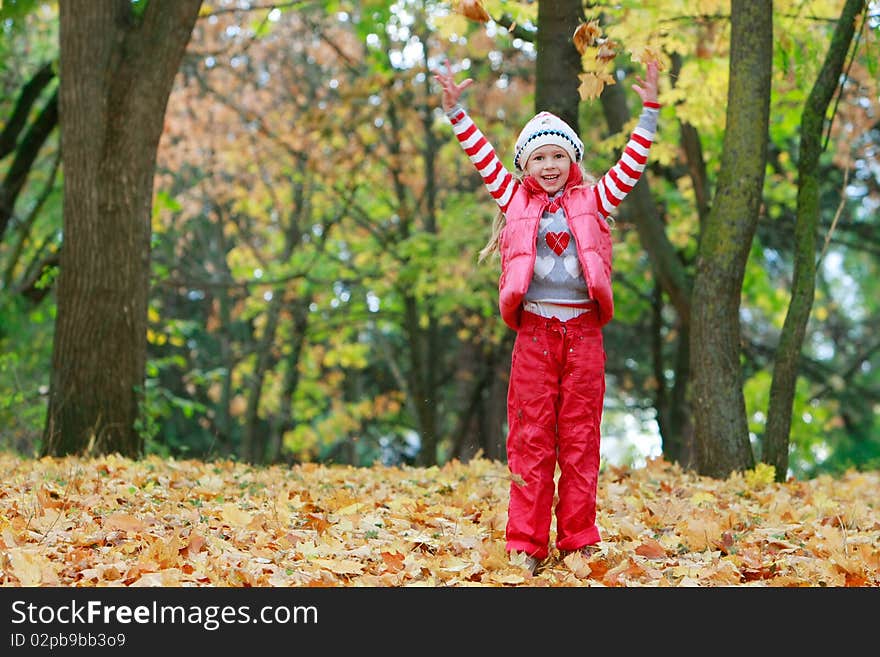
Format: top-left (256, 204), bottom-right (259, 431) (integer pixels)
top-left (513, 111), bottom-right (584, 171)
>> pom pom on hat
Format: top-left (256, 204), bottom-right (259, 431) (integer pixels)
top-left (514, 111), bottom-right (584, 171)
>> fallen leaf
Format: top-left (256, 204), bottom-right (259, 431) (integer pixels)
top-left (381, 551), bottom-right (406, 573)
top-left (312, 558), bottom-right (365, 576)
top-left (563, 550), bottom-right (593, 579)
top-left (8, 548), bottom-right (44, 586)
top-left (220, 503), bottom-right (252, 527)
top-left (103, 512), bottom-right (146, 533)
top-left (635, 538), bottom-right (667, 559)
top-left (489, 571), bottom-right (526, 585)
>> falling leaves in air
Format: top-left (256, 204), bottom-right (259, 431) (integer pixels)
top-left (573, 20), bottom-right (620, 100)
top-left (578, 72), bottom-right (617, 102)
top-left (456, 0), bottom-right (490, 23)
top-left (573, 20), bottom-right (603, 54)
top-left (573, 19), bottom-right (666, 101)
top-left (0, 453), bottom-right (878, 587)
top-left (630, 44), bottom-right (666, 70)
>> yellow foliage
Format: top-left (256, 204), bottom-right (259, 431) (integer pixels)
top-left (435, 13), bottom-right (471, 39)
top-left (146, 329), bottom-right (167, 346)
top-left (744, 462), bottom-right (777, 488)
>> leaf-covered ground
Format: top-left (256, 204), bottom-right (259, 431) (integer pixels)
top-left (1, 453), bottom-right (878, 587)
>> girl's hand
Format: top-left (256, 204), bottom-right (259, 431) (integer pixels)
top-left (632, 60), bottom-right (659, 105)
top-left (433, 59), bottom-right (473, 113)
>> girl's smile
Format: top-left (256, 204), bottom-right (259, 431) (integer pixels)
top-left (524, 145), bottom-right (572, 195)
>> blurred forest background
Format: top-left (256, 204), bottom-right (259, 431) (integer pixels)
top-left (1, 0), bottom-right (878, 480)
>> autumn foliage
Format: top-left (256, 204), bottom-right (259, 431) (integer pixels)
top-left (2, 454), bottom-right (878, 587)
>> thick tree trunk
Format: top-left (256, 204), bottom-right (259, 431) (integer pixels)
top-left (535, 0), bottom-right (582, 132)
top-left (43, 0), bottom-right (202, 457)
top-left (764, 0), bottom-right (865, 480)
top-left (690, 0), bottom-right (772, 478)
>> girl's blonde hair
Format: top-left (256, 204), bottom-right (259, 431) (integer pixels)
top-left (477, 164), bottom-right (596, 263)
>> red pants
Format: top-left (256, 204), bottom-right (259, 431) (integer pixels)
top-left (505, 309), bottom-right (606, 559)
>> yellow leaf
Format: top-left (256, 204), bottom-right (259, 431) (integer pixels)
top-left (578, 72), bottom-right (615, 101)
top-left (744, 463), bottom-right (776, 488)
top-left (690, 491), bottom-right (716, 506)
top-left (336, 501), bottom-right (365, 515)
top-left (435, 13), bottom-right (470, 39)
top-left (221, 503), bottom-right (252, 527)
top-left (630, 45), bottom-right (666, 70)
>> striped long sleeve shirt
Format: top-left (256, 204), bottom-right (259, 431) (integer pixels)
top-left (446, 102), bottom-right (660, 218)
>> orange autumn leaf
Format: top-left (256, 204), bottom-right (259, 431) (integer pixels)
top-left (381, 551), bottom-right (406, 573)
top-left (36, 485), bottom-right (67, 510)
top-left (184, 532), bottom-right (207, 555)
top-left (635, 538), bottom-right (667, 559)
top-left (303, 512), bottom-right (331, 534)
top-left (573, 20), bottom-right (602, 55)
top-left (604, 558), bottom-right (647, 586)
top-left (457, 0), bottom-right (490, 23)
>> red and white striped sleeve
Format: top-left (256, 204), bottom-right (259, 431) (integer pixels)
top-left (446, 105), bottom-right (519, 214)
top-left (594, 102), bottom-right (660, 218)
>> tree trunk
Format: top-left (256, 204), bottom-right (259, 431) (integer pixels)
top-left (690, 0), bottom-right (772, 478)
top-left (0, 78), bottom-right (58, 242)
top-left (241, 297), bottom-right (283, 464)
top-left (535, 0), bottom-right (583, 131)
top-left (267, 297), bottom-right (311, 463)
top-left (670, 52), bottom-right (711, 229)
top-left (764, 0), bottom-right (864, 480)
top-left (599, 62), bottom-right (694, 466)
top-left (43, 0), bottom-right (202, 457)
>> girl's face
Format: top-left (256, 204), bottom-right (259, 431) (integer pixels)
top-left (524, 145), bottom-right (571, 195)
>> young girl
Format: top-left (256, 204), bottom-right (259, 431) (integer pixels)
top-left (435, 59), bottom-right (660, 574)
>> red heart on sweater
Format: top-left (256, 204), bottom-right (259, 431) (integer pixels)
top-left (546, 231), bottom-right (570, 255)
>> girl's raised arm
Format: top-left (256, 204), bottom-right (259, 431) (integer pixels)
top-left (433, 59), bottom-right (474, 113)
